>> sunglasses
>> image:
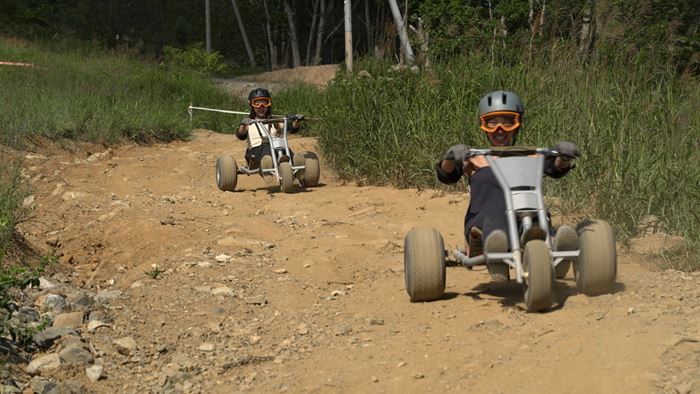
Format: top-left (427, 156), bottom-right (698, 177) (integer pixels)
top-left (251, 97), bottom-right (271, 108)
top-left (480, 111), bottom-right (521, 133)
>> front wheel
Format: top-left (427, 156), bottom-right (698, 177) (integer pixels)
top-left (404, 227), bottom-right (446, 302)
top-left (279, 162), bottom-right (295, 193)
top-left (575, 220), bottom-right (617, 295)
top-left (302, 151), bottom-right (320, 187)
top-left (216, 155), bottom-right (238, 191)
top-left (523, 240), bottom-right (553, 312)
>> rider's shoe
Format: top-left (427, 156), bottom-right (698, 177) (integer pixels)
top-left (292, 153), bottom-right (306, 183)
top-left (555, 224), bottom-right (577, 251)
top-left (484, 229), bottom-right (510, 282)
top-left (467, 227), bottom-right (483, 257)
top-left (554, 224), bottom-right (577, 278)
top-left (292, 152), bottom-right (305, 167)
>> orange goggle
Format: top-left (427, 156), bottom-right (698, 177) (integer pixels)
top-left (480, 111), bottom-right (521, 133)
top-left (251, 97), bottom-right (271, 108)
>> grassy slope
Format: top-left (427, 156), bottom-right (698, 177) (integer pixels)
top-left (0, 37), bottom-right (240, 145)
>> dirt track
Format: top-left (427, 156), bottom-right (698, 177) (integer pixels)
top-left (15, 131), bottom-right (700, 393)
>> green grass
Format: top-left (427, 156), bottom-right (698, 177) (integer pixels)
top-left (310, 56), bottom-right (699, 268)
top-left (274, 83), bottom-right (324, 136)
top-left (0, 37), bottom-right (239, 145)
top-left (0, 156), bottom-right (25, 264)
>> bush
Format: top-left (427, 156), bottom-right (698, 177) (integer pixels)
top-left (163, 43), bottom-right (228, 75)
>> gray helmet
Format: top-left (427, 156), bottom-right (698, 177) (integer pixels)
top-left (478, 90), bottom-right (524, 117)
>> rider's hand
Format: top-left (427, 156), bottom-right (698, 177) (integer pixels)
top-left (288, 113), bottom-right (304, 122)
top-left (554, 141), bottom-right (579, 159)
top-left (443, 144), bottom-right (471, 163)
top-left (240, 118), bottom-right (253, 126)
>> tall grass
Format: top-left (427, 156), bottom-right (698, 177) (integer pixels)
top-left (275, 83), bottom-right (324, 136)
top-left (0, 155), bottom-right (26, 264)
top-left (312, 56), bottom-right (699, 261)
top-left (0, 37), bottom-right (238, 145)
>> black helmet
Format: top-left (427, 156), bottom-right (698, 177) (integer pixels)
top-left (248, 87), bottom-right (271, 103)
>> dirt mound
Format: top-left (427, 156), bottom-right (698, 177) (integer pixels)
top-left (214, 64), bottom-right (340, 100)
top-left (238, 64), bottom-right (340, 87)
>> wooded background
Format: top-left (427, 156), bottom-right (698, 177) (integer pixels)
top-left (1, 0), bottom-right (697, 73)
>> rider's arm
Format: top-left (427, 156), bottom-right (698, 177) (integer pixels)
top-left (544, 155), bottom-right (574, 178)
top-left (436, 159), bottom-right (463, 184)
top-left (236, 124), bottom-right (248, 141)
top-left (288, 119), bottom-right (301, 134)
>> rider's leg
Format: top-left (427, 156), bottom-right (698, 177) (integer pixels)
top-left (245, 146), bottom-right (261, 170)
top-left (259, 145), bottom-right (273, 170)
top-left (481, 205), bottom-right (510, 282)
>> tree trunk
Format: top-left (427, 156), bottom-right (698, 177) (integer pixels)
top-left (205, 0), bottom-right (211, 53)
top-left (305, 0), bottom-right (320, 65)
top-left (364, 0), bottom-right (372, 55)
top-left (230, 0), bottom-right (256, 67)
top-left (263, 0), bottom-right (277, 69)
top-left (409, 17), bottom-right (430, 68)
top-left (539, 0), bottom-right (546, 38)
top-left (283, 0), bottom-right (301, 68)
top-left (312, 0), bottom-right (326, 65)
top-left (344, 0), bottom-right (353, 73)
top-left (387, 0), bottom-right (414, 65)
top-left (579, 0), bottom-right (596, 55)
top-left (528, 0), bottom-right (535, 34)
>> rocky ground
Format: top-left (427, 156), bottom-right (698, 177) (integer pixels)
top-left (1, 129), bottom-right (697, 394)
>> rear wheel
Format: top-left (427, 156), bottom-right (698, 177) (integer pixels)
top-left (404, 227), bottom-right (446, 302)
top-left (575, 220), bottom-right (617, 295)
top-left (523, 240), bottom-right (553, 312)
top-left (302, 151), bottom-right (320, 187)
top-left (279, 162), bottom-right (295, 193)
top-left (216, 155), bottom-right (237, 191)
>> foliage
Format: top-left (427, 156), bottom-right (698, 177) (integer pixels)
top-left (1, 1), bottom-right (697, 74)
top-left (144, 265), bottom-right (165, 280)
top-left (163, 43), bottom-right (228, 75)
top-left (0, 37), bottom-right (234, 144)
top-left (0, 158), bottom-right (25, 264)
top-left (0, 258), bottom-right (49, 347)
top-left (274, 83), bottom-right (324, 136)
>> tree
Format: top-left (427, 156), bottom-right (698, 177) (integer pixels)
top-left (388, 0), bottom-right (414, 65)
top-left (312, 0), bottom-right (327, 65)
top-left (262, 0), bottom-right (277, 69)
top-left (283, 0), bottom-right (301, 68)
top-left (230, 0), bottom-right (255, 66)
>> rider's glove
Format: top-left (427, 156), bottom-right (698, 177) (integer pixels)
top-left (288, 113), bottom-right (305, 122)
top-left (240, 117), bottom-right (253, 126)
top-left (443, 144), bottom-right (471, 163)
top-left (554, 141), bottom-right (579, 159)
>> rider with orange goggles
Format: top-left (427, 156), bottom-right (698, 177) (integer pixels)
top-left (236, 87), bottom-right (305, 171)
top-left (435, 90), bottom-right (579, 282)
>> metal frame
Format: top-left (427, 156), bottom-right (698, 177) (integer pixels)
top-left (452, 148), bottom-right (580, 284)
top-left (235, 118), bottom-right (306, 185)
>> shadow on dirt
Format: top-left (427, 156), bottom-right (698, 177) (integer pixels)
top-left (242, 182), bottom-right (329, 194)
top-left (460, 278), bottom-right (626, 313)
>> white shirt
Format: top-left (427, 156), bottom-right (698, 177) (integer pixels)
top-left (246, 122), bottom-right (280, 148)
